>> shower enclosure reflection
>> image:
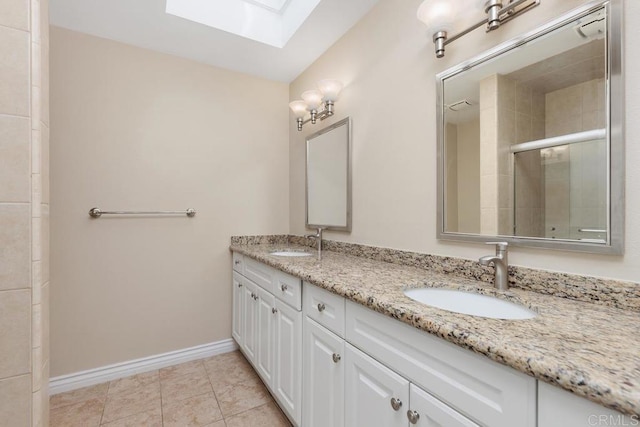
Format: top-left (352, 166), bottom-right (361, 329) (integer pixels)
top-left (437, 1), bottom-right (623, 253)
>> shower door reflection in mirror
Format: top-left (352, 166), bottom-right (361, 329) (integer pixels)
top-left (437, 0), bottom-right (623, 254)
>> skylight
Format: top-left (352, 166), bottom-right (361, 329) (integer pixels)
top-left (246, 0), bottom-right (291, 14)
top-left (165, 0), bottom-right (321, 48)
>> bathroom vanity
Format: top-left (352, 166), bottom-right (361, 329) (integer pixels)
top-left (230, 239), bottom-right (639, 427)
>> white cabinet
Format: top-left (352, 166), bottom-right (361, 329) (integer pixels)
top-left (538, 382), bottom-right (636, 427)
top-left (256, 286), bottom-right (275, 386)
top-left (274, 299), bottom-right (302, 424)
top-left (231, 272), bottom-right (244, 347)
top-left (232, 253), bottom-right (302, 426)
top-left (241, 278), bottom-right (258, 364)
top-left (345, 299), bottom-right (536, 427)
top-left (409, 384), bottom-right (479, 427)
top-left (345, 343), bottom-right (409, 427)
top-left (303, 317), bottom-right (345, 427)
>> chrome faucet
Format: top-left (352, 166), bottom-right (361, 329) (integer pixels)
top-left (305, 227), bottom-right (324, 259)
top-left (479, 242), bottom-right (509, 290)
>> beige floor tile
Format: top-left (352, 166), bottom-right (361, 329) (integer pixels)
top-left (108, 370), bottom-right (159, 396)
top-left (101, 382), bottom-right (160, 424)
top-left (99, 407), bottom-right (162, 427)
top-left (202, 421), bottom-right (226, 427)
top-left (50, 397), bottom-right (104, 427)
top-left (161, 370), bottom-right (213, 404)
top-left (49, 383), bottom-right (109, 410)
top-left (162, 392), bottom-right (223, 427)
top-left (204, 351), bottom-right (245, 368)
top-left (159, 359), bottom-right (206, 381)
top-left (207, 354), bottom-right (258, 396)
top-left (224, 401), bottom-right (291, 427)
top-left (216, 375), bottom-right (271, 418)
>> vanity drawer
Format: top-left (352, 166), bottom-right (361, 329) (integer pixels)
top-left (244, 257), bottom-right (276, 294)
top-left (345, 300), bottom-right (536, 427)
top-left (304, 283), bottom-right (345, 338)
top-left (275, 271), bottom-right (302, 310)
top-left (232, 252), bottom-right (244, 274)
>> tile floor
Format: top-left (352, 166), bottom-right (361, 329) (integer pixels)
top-left (49, 351), bottom-right (292, 427)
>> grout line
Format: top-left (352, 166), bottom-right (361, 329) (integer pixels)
top-left (99, 379), bottom-right (111, 425)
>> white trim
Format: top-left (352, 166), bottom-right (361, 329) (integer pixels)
top-left (49, 339), bottom-right (238, 395)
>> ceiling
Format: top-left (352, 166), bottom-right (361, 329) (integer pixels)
top-left (50, 0), bottom-right (380, 82)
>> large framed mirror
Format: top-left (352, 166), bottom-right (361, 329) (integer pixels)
top-left (436, 0), bottom-right (623, 254)
top-left (306, 117), bottom-right (352, 231)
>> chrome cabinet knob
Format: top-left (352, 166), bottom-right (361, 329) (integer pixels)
top-left (317, 303), bottom-right (326, 312)
top-left (234, 260), bottom-right (241, 265)
top-left (272, 307), bottom-right (278, 314)
top-left (332, 353), bottom-right (341, 363)
top-left (390, 397), bottom-right (402, 411)
top-left (407, 410), bottom-right (420, 424)
top-left (280, 284), bottom-right (288, 292)
top-left (237, 283), bottom-right (242, 288)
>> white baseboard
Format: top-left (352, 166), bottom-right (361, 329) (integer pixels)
top-left (49, 338), bottom-right (238, 395)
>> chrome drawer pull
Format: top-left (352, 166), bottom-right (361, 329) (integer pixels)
top-left (234, 260), bottom-right (241, 265)
top-left (390, 397), bottom-right (402, 411)
top-left (281, 284), bottom-right (288, 292)
top-left (332, 353), bottom-right (341, 363)
top-left (407, 410), bottom-right (420, 424)
top-left (317, 303), bottom-right (326, 312)
top-left (272, 307), bottom-right (278, 314)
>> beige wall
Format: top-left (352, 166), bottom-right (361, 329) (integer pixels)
top-left (50, 28), bottom-right (289, 376)
top-left (289, 0), bottom-right (640, 282)
top-left (0, 0), bottom-right (50, 424)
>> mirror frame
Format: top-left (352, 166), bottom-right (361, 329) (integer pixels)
top-left (305, 117), bottom-right (352, 232)
top-left (436, 0), bottom-right (624, 254)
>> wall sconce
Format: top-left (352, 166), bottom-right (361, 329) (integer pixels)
top-left (289, 79), bottom-right (343, 131)
top-left (417, 0), bottom-right (540, 58)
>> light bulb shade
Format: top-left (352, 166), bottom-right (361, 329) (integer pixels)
top-left (301, 90), bottom-right (323, 111)
top-left (317, 79), bottom-right (343, 102)
top-left (289, 100), bottom-right (308, 119)
top-left (417, 0), bottom-right (457, 35)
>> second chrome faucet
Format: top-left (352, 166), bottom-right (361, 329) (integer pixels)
top-left (479, 242), bottom-right (509, 290)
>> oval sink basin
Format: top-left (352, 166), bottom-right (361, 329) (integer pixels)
top-left (270, 251), bottom-right (313, 257)
top-left (404, 288), bottom-right (536, 320)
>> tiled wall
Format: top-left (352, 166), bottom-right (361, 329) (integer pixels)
top-left (0, 0), bottom-right (50, 425)
top-left (513, 82), bottom-right (545, 237)
top-left (479, 75), bottom-right (500, 235)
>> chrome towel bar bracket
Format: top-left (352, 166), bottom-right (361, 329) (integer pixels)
top-left (89, 207), bottom-right (196, 218)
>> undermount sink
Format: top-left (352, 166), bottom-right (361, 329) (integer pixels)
top-left (270, 251), bottom-right (313, 257)
top-left (403, 288), bottom-right (537, 320)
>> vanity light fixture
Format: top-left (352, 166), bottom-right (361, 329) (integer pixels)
top-left (417, 0), bottom-right (540, 58)
top-left (289, 79), bottom-right (343, 131)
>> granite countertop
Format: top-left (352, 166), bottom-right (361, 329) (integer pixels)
top-left (230, 241), bottom-right (640, 417)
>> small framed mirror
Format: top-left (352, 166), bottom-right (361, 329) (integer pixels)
top-left (306, 117), bottom-right (352, 231)
top-left (436, 0), bottom-right (623, 254)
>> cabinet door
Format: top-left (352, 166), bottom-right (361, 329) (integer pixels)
top-left (241, 279), bottom-right (258, 364)
top-left (303, 317), bottom-right (345, 427)
top-left (538, 382), bottom-right (636, 427)
top-left (345, 343), bottom-right (409, 427)
top-left (409, 384), bottom-right (479, 427)
top-left (274, 299), bottom-right (302, 426)
top-left (232, 272), bottom-right (244, 347)
top-left (256, 286), bottom-right (275, 387)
